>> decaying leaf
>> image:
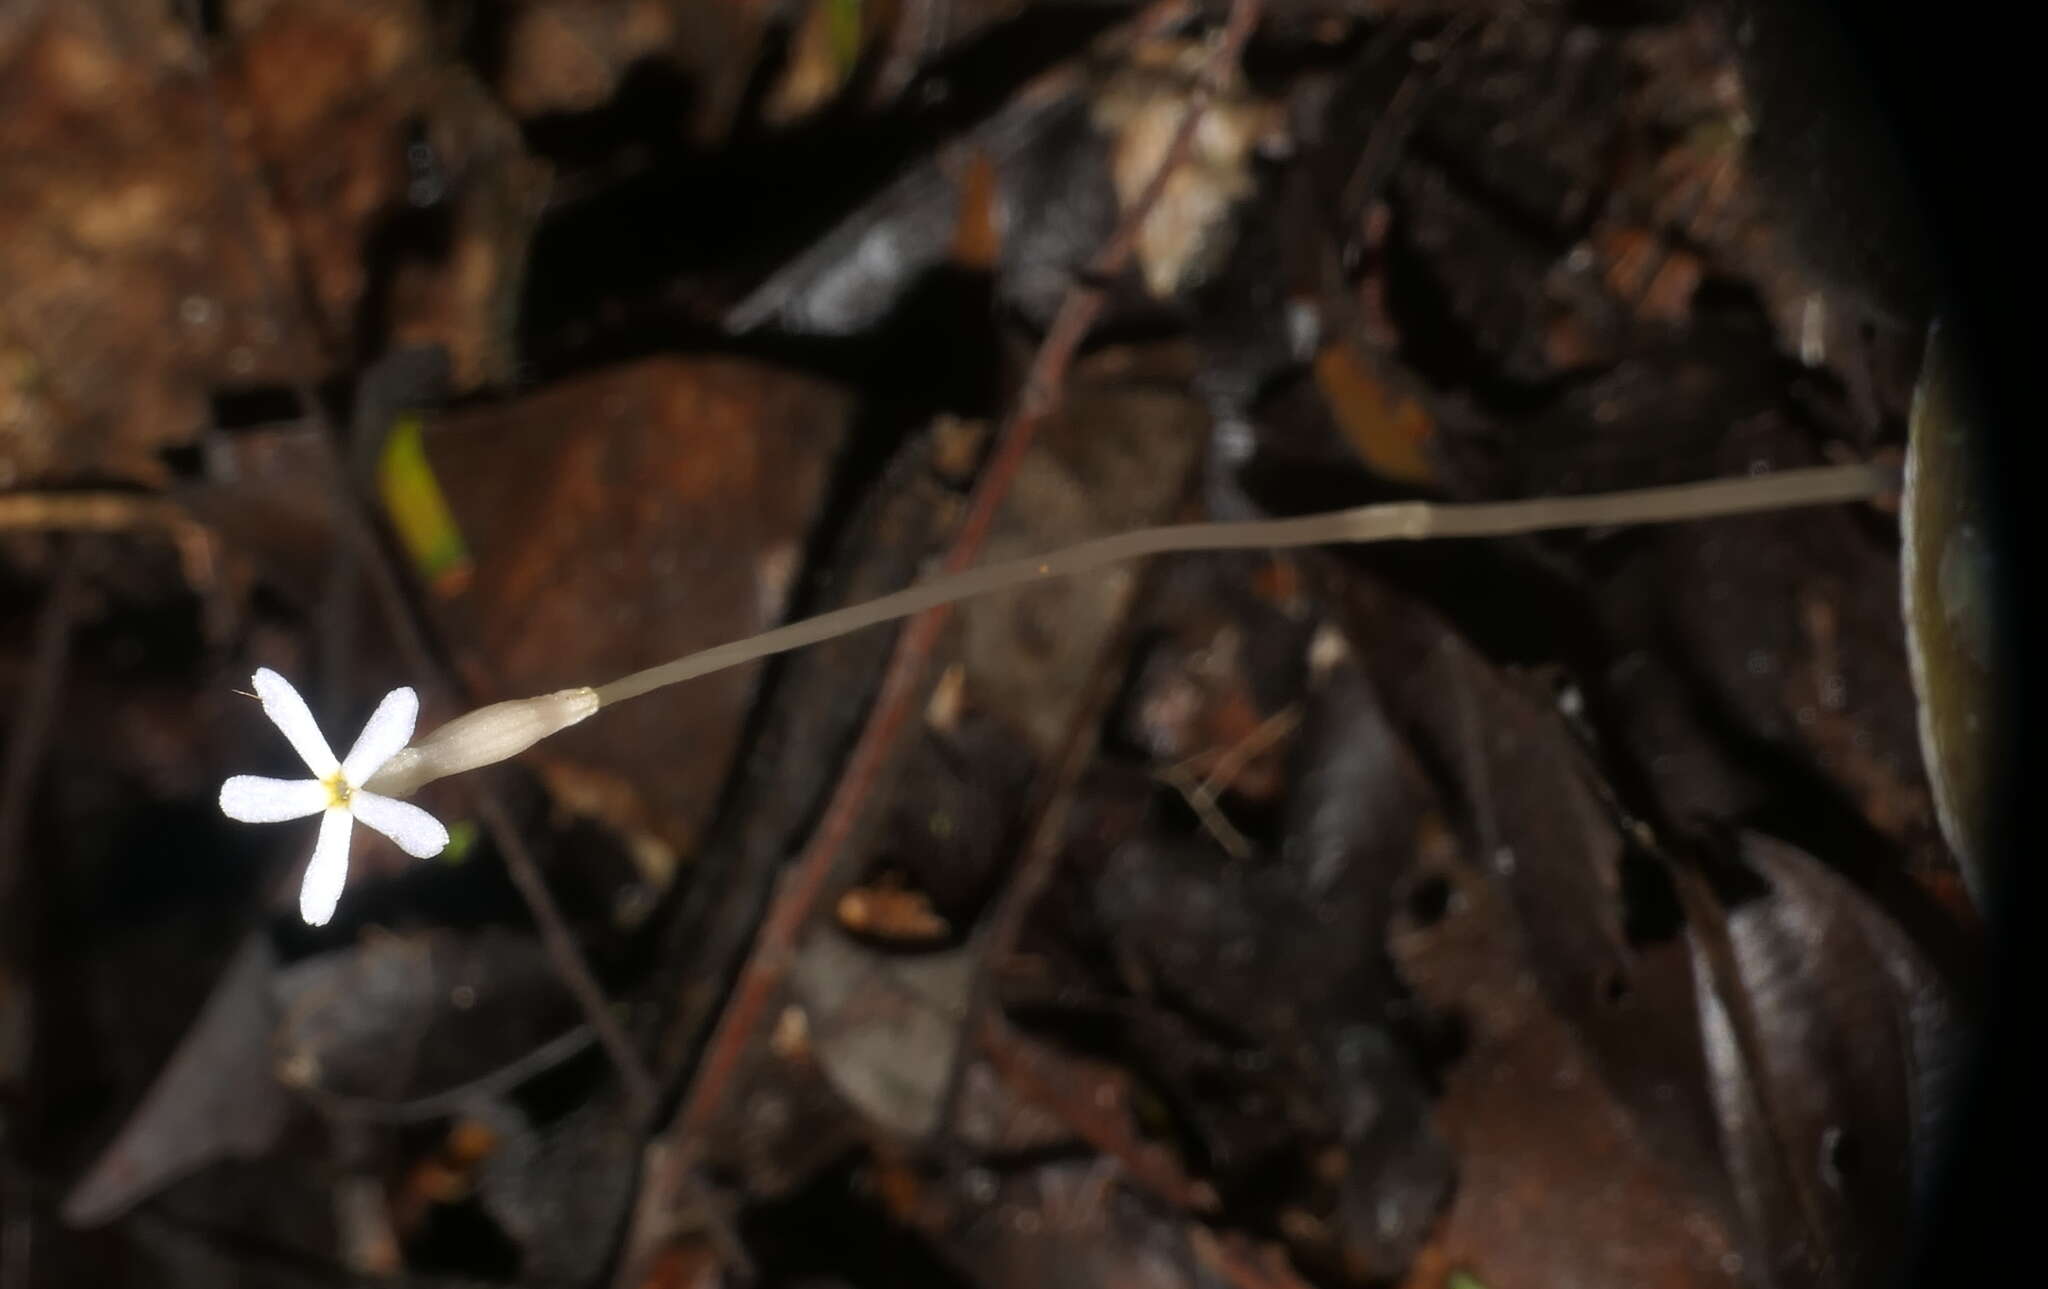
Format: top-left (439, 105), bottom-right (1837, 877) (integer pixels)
top-left (1093, 39), bottom-right (1286, 299)
top-left (790, 932), bottom-right (975, 1141)
top-left (1902, 323), bottom-right (2004, 904)
top-left (1, 1), bottom-right (307, 483)
top-left (272, 927), bottom-right (583, 1108)
top-left (422, 356), bottom-right (853, 881)
top-left (6, 3), bottom-right (1987, 1286)
top-left (1691, 833), bottom-right (1965, 1286)
top-left (0, 0), bottom-right (548, 486)
top-left (1392, 851), bottom-right (1749, 1289)
top-left (63, 934), bottom-right (289, 1228)
top-left (943, 1161), bottom-right (1230, 1289)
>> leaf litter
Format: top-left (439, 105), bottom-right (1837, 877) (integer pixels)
top-left (0, 2), bottom-right (1987, 1287)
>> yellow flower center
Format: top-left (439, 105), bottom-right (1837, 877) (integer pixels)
top-left (322, 772), bottom-right (352, 809)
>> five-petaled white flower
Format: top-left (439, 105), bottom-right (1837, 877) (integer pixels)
top-left (219, 668), bottom-right (450, 926)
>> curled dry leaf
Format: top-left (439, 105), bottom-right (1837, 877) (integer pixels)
top-left (1901, 323), bottom-right (2004, 904)
top-left (835, 883), bottom-right (952, 943)
top-left (1094, 38), bottom-right (1287, 299)
top-left (1690, 833), bottom-right (1966, 1286)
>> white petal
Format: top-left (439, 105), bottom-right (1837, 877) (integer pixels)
top-left (341, 686), bottom-right (419, 785)
top-left (219, 775), bottom-right (328, 823)
top-left (299, 808), bottom-right (354, 926)
top-left (350, 791), bottom-right (449, 859)
top-left (252, 667), bottom-right (339, 776)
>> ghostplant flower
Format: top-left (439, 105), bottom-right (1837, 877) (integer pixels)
top-left (219, 668), bottom-right (449, 925)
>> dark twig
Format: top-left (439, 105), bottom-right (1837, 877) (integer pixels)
top-left (298, 414), bottom-right (656, 1117)
top-left (1, 546), bottom-right (81, 1289)
top-left (300, 1024), bottom-right (595, 1125)
top-left (0, 544), bottom-right (82, 945)
top-left (1335, 8), bottom-right (1485, 228)
top-left (302, 436), bottom-right (656, 1116)
top-left (300, 438), bottom-right (657, 1115)
top-left (473, 790), bottom-right (656, 1116)
top-left (615, 1), bottom-right (1263, 1279)
top-left (174, 2), bottom-right (654, 1115)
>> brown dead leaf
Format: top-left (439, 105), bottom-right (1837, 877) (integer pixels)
top-left (1313, 339), bottom-right (1438, 486)
top-left (837, 883), bottom-right (952, 944)
top-left (220, 0), bottom-right (432, 327)
top-left (637, 1236), bottom-right (727, 1289)
top-left (496, 0), bottom-right (679, 117)
top-left (1588, 224), bottom-right (1703, 325)
top-left (391, 1116), bottom-right (502, 1233)
top-left (1, 1), bottom-right (308, 483)
top-left (493, 0), bottom-right (760, 139)
top-left (0, 0), bottom-right (538, 485)
top-left (384, 74), bottom-right (552, 391)
top-left (956, 377), bottom-right (1206, 761)
top-left (424, 356), bottom-right (851, 868)
top-left (1391, 856), bottom-right (1747, 1289)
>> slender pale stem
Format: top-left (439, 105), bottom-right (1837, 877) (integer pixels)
top-left (594, 462), bottom-right (1892, 709)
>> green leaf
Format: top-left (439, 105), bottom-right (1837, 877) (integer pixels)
top-left (377, 413), bottom-right (473, 595)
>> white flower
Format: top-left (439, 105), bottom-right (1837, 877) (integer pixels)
top-left (219, 668), bottom-right (450, 926)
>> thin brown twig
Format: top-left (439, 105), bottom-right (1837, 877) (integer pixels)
top-left (930, 544), bottom-right (1170, 1143)
top-left (299, 1024), bottom-right (595, 1124)
top-left (1189, 1226), bottom-right (1319, 1289)
top-left (974, 1014), bottom-right (1218, 1213)
top-left (1158, 702), bottom-right (1302, 858)
top-left (1198, 702), bottom-right (1301, 797)
top-left (660, 0), bottom-right (1262, 1143)
top-left (616, 0), bottom-right (1263, 1278)
top-left (0, 491), bottom-right (219, 598)
top-left (724, 0), bottom-right (1198, 333)
top-left (0, 491), bottom-right (180, 530)
top-left (1160, 764), bottom-right (1257, 859)
top-left (1015, 2), bottom-right (1265, 427)
top-left (173, 2), bottom-right (654, 1115)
